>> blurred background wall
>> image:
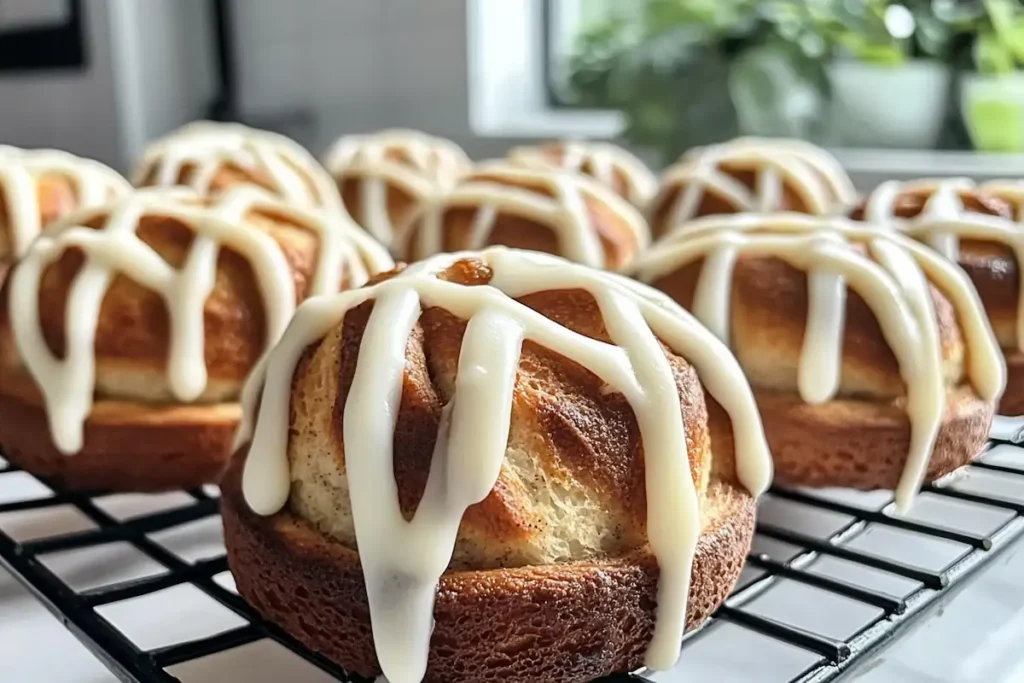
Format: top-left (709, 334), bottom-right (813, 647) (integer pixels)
top-left (0, 0), bottom-right (514, 168)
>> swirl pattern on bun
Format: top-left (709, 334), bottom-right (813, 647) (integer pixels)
top-left (632, 212), bottom-right (1004, 506)
top-left (0, 186), bottom-right (392, 490)
top-left (323, 129), bottom-right (471, 248)
top-left (648, 138), bottom-right (855, 239)
top-left (396, 162), bottom-right (649, 270)
top-left (133, 121), bottom-right (340, 211)
top-left (0, 149), bottom-right (129, 279)
top-left (851, 178), bottom-right (1024, 415)
top-left (225, 247), bottom-right (772, 683)
top-left (508, 140), bottom-right (657, 208)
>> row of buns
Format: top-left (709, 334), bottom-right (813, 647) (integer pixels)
top-left (0, 122), bottom-right (1018, 683)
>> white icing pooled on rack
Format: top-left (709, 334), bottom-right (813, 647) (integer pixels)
top-left (322, 129), bottom-right (471, 246)
top-left (633, 212), bottom-right (1005, 509)
top-left (237, 246), bottom-right (773, 683)
top-left (133, 121), bottom-right (340, 211)
top-left (861, 178), bottom-right (1024, 350)
top-left (400, 163), bottom-right (650, 269)
top-left (508, 141), bottom-right (658, 208)
top-left (7, 185), bottom-right (391, 455)
top-left (0, 148), bottom-right (129, 260)
top-left (653, 138), bottom-right (855, 233)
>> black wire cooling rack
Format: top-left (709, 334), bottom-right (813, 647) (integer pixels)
top-left (2, 425), bottom-right (1024, 683)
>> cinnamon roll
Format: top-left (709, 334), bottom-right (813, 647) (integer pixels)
top-left (648, 138), bottom-right (856, 239)
top-left (133, 121), bottom-right (341, 211)
top-left (222, 247), bottom-right (773, 683)
top-left (323, 129), bottom-right (471, 248)
top-left (507, 140), bottom-right (657, 208)
top-left (632, 212), bottom-right (1004, 507)
top-left (851, 178), bottom-right (1024, 416)
top-left (982, 179), bottom-right (1024, 221)
top-left (0, 186), bottom-right (392, 491)
top-left (0, 149), bottom-right (129, 281)
top-left (396, 162), bottom-right (649, 269)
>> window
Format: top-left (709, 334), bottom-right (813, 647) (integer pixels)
top-left (467, 0), bottom-right (624, 139)
top-left (469, 0), bottom-right (1024, 179)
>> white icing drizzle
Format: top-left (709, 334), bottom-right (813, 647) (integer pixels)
top-left (7, 186), bottom-right (391, 455)
top-left (633, 212), bottom-right (1006, 509)
top-left (0, 148), bottom-right (129, 260)
top-left (982, 179), bottom-right (1024, 223)
top-left (322, 129), bottom-right (471, 246)
top-left (653, 138), bottom-right (855, 233)
top-left (398, 162), bottom-right (650, 269)
top-left (133, 121), bottom-right (341, 212)
top-left (508, 141), bottom-right (658, 208)
top-left (861, 178), bottom-right (1024, 351)
top-left (237, 246), bottom-right (773, 682)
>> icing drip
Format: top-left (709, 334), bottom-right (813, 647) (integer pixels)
top-left (709, 137), bottom-right (858, 206)
top-left (400, 163), bottom-right (650, 269)
top-left (860, 178), bottom-right (1024, 351)
top-left (982, 179), bottom-right (1024, 223)
top-left (508, 141), bottom-right (658, 207)
top-left (7, 186), bottom-right (391, 455)
top-left (323, 129), bottom-right (471, 246)
top-left (237, 247), bottom-right (773, 682)
top-left (632, 213), bottom-right (1006, 509)
top-left (0, 149), bottom-right (129, 260)
top-left (654, 138), bottom-right (854, 233)
top-left (133, 121), bottom-right (340, 212)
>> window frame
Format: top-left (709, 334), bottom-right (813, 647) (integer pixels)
top-left (466, 0), bottom-right (624, 139)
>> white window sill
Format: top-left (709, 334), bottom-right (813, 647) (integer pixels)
top-left (472, 108), bottom-right (625, 139)
top-left (831, 148), bottom-right (1024, 180)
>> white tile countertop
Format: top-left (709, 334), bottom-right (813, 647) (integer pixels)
top-left (2, 419), bottom-right (1024, 683)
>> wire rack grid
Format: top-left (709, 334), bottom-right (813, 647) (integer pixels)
top-left (1, 425), bottom-right (1024, 683)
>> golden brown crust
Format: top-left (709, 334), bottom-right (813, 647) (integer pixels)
top-left (1000, 350), bottom-right (1024, 417)
top-left (535, 142), bottom-right (634, 199)
top-left (221, 447), bottom-right (755, 683)
top-left (650, 256), bottom-right (965, 399)
top-left (135, 158), bottom-right (330, 208)
top-left (0, 174), bottom-right (101, 266)
top-left (0, 202), bottom-right (363, 400)
top-left (849, 188), bottom-right (1014, 223)
top-left (761, 384), bottom-right (993, 489)
top-left (850, 185), bottom-right (1020, 350)
top-left (649, 164), bottom-right (814, 240)
top-left (399, 170), bottom-right (643, 269)
top-left (338, 175), bottom-right (420, 243)
top-left (287, 257), bottom-right (712, 568)
top-left (0, 367), bottom-right (238, 490)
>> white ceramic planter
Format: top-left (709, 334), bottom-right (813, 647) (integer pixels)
top-left (961, 72), bottom-right (1024, 153)
top-left (827, 60), bottom-right (951, 149)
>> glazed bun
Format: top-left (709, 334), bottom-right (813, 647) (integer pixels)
top-left (632, 212), bottom-right (1004, 506)
top-left (323, 129), bottom-right (471, 248)
top-left (851, 178), bottom-right (1024, 415)
top-left (396, 162), bottom-right (649, 269)
top-left (982, 179), bottom-right (1024, 221)
top-left (507, 140), bottom-right (657, 208)
top-left (0, 149), bottom-right (129, 278)
top-left (224, 247), bottom-right (772, 683)
top-left (648, 137), bottom-right (855, 239)
top-left (133, 121), bottom-right (341, 210)
top-left (0, 186), bottom-right (392, 490)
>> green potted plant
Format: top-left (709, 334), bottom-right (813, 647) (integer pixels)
top-left (822, 0), bottom-right (956, 148)
top-left (565, 0), bottom-right (832, 164)
top-left (959, 0), bottom-right (1024, 152)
